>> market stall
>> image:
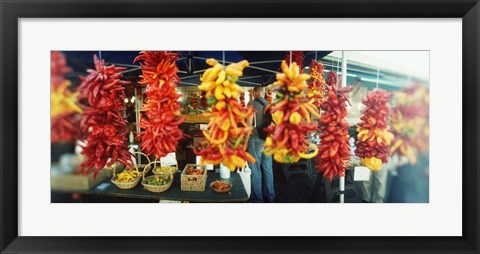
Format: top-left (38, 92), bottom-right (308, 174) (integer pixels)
top-left (51, 50), bottom-right (429, 203)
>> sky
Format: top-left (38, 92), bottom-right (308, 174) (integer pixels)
top-left (351, 51), bottom-right (429, 80)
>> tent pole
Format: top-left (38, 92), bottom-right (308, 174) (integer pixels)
top-left (188, 51), bottom-right (192, 74)
top-left (340, 50), bottom-right (347, 203)
top-left (341, 51), bottom-right (347, 88)
top-left (376, 67), bottom-right (380, 89)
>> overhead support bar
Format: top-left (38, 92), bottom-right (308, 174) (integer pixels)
top-left (237, 80), bottom-right (262, 86)
top-left (248, 60), bottom-right (283, 65)
top-left (121, 67), bottom-right (142, 74)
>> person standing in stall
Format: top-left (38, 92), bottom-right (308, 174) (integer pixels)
top-left (246, 86), bottom-right (275, 202)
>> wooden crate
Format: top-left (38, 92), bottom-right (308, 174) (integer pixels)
top-left (181, 164), bottom-right (207, 192)
top-left (51, 165), bottom-right (116, 192)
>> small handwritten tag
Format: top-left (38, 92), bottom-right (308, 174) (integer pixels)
top-left (160, 152), bottom-right (177, 166)
top-left (354, 166), bottom-right (371, 181)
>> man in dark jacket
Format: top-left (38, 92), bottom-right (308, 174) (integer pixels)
top-left (246, 85), bottom-right (275, 202)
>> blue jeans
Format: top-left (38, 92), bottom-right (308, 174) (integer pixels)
top-left (247, 137), bottom-right (275, 202)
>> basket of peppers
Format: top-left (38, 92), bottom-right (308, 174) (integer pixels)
top-left (111, 152), bottom-right (150, 190)
top-left (141, 160), bottom-right (174, 193)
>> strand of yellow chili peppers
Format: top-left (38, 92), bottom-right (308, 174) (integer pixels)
top-left (193, 58), bottom-right (255, 171)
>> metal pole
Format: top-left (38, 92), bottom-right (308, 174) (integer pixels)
top-left (339, 176), bottom-right (345, 203)
top-left (376, 67), bottom-right (380, 89)
top-left (188, 51), bottom-right (192, 74)
top-left (134, 88), bottom-right (141, 165)
top-left (315, 51), bottom-right (318, 61)
top-left (98, 51), bottom-right (102, 61)
top-left (341, 51), bottom-right (347, 88)
top-left (340, 51), bottom-right (347, 203)
top-left (289, 51), bottom-right (293, 65)
top-left (222, 51), bottom-right (225, 66)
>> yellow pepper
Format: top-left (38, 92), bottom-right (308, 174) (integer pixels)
top-left (289, 112), bottom-right (302, 124)
top-left (362, 157), bottom-right (382, 171)
top-left (272, 111), bottom-right (284, 125)
top-left (215, 100), bottom-right (227, 111)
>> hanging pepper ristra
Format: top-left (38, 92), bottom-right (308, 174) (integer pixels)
top-left (77, 55), bottom-right (133, 178)
top-left (355, 89), bottom-right (394, 171)
top-left (285, 51), bottom-right (304, 70)
top-left (134, 51), bottom-right (187, 159)
top-left (263, 60), bottom-right (319, 164)
top-left (193, 58), bottom-right (255, 171)
top-left (315, 72), bottom-right (352, 182)
top-left (307, 60), bottom-right (327, 108)
top-left (50, 51), bottom-right (82, 144)
top-left (390, 84), bottom-right (429, 164)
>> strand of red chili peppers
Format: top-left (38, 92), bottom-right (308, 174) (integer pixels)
top-left (193, 58), bottom-right (255, 171)
top-left (285, 51), bottom-right (304, 70)
top-left (51, 51), bottom-right (82, 144)
top-left (307, 60), bottom-right (327, 108)
top-left (134, 51), bottom-right (187, 159)
top-left (263, 60), bottom-right (320, 164)
top-left (51, 51), bottom-right (72, 89)
top-left (326, 70), bottom-right (338, 87)
top-left (77, 55), bottom-right (133, 178)
top-left (316, 73), bottom-right (352, 182)
top-left (200, 91), bottom-right (208, 109)
top-left (355, 90), bottom-right (394, 171)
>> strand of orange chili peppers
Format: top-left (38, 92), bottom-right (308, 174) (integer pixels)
top-left (307, 60), bottom-right (326, 108)
top-left (134, 51), bottom-right (187, 159)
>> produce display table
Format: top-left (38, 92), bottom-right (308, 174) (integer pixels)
top-left (84, 172), bottom-right (249, 203)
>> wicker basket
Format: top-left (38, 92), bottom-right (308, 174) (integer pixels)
top-left (142, 160), bottom-right (174, 193)
top-left (151, 159), bottom-right (179, 175)
top-left (181, 164), bottom-right (207, 192)
top-left (111, 152), bottom-right (150, 190)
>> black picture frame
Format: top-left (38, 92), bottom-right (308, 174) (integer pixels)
top-left (1, 0), bottom-right (478, 253)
